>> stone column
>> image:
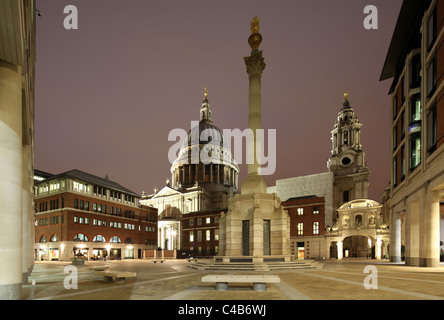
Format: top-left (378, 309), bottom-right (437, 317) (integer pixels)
top-left (0, 62), bottom-right (23, 299)
top-left (390, 210), bottom-right (402, 262)
top-left (420, 190), bottom-right (440, 267)
top-left (241, 22), bottom-right (268, 195)
top-left (337, 240), bottom-right (343, 260)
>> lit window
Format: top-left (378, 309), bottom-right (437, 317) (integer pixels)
top-left (206, 217), bottom-right (211, 224)
top-left (297, 208), bottom-right (304, 216)
top-left (214, 229), bottom-right (219, 241)
top-left (410, 133), bottom-right (421, 169)
top-left (313, 207), bottom-right (320, 214)
top-left (297, 223), bottom-right (303, 235)
top-left (190, 231), bottom-right (194, 242)
top-left (206, 230), bottom-right (211, 241)
top-left (313, 222), bottom-right (319, 235)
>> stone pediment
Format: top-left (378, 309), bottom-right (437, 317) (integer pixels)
top-left (151, 186), bottom-right (182, 199)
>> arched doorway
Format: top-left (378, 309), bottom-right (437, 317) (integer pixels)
top-left (343, 235), bottom-right (372, 258)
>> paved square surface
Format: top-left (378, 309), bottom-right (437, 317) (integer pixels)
top-left (23, 259), bottom-right (444, 301)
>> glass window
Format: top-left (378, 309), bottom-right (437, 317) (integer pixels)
top-left (110, 236), bottom-right (121, 243)
top-left (197, 231), bottom-right (202, 241)
top-left (313, 207), bottom-right (320, 214)
top-left (410, 54), bottom-right (421, 89)
top-left (428, 7), bottom-right (437, 50)
top-left (206, 230), bottom-right (211, 241)
top-left (297, 208), bottom-right (303, 216)
top-left (50, 234), bottom-right (58, 242)
top-left (410, 95), bottom-right (421, 123)
top-left (297, 223), bottom-right (303, 236)
top-left (401, 146), bottom-right (406, 180)
top-left (427, 57), bottom-right (436, 97)
top-left (427, 104), bottom-right (437, 152)
top-left (74, 233), bottom-right (88, 242)
top-left (93, 235), bottom-right (106, 242)
top-left (313, 222), bottom-right (319, 235)
top-left (410, 133), bottom-right (421, 169)
top-left (343, 190), bottom-right (350, 203)
top-left (190, 231), bottom-right (194, 242)
top-left (85, 201), bottom-right (89, 211)
top-left (74, 199), bottom-right (78, 209)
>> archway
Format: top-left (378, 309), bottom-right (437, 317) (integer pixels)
top-left (343, 235), bottom-right (373, 258)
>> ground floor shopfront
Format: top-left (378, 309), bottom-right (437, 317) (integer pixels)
top-left (35, 241), bottom-right (157, 261)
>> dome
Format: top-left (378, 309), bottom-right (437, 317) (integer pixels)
top-left (170, 89), bottom-right (239, 191)
top-left (185, 121), bottom-right (227, 148)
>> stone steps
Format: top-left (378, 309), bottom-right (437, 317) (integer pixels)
top-left (189, 260), bottom-right (323, 271)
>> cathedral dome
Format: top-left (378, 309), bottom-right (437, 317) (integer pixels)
top-left (170, 89), bottom-right (239, 191)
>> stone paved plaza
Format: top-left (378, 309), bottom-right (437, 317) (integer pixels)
top-left (22, 259), bottom-right (444, 301)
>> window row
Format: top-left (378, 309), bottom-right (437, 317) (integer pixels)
top-left (297, 222), bottom-right (320, 236)
top-left (188, 216), bottom-right (219, 227)
top-left (296, 207), bottom-right (320, 216)
top-left (189, 229), bottom-right (219, 242)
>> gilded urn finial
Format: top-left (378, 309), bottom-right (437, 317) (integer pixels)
top-left (344, 92), bottom-right (349, 101)
top-left (251, 16), bottom-right (260, 34)
top-left (204, 86), bottom-right (208, 99)
top-left (248, 16), bottom-right (262, 51)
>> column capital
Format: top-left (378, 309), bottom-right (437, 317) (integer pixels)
top-left (244, 50), bottom-right (266, 77)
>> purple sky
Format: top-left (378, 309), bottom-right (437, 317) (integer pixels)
top-left (34, 0), bottom-right (403, 201)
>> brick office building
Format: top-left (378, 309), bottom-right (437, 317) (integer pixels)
top-left (282, 196), bottom-right (326, 259)
top-left (180, 209), bottom-right (227, 258)
top-left (34, 169), bottom-right (157, 261)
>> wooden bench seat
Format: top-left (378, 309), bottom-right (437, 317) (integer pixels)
top-left (201, 274), bottom-right (280, 291)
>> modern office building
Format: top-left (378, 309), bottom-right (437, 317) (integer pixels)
top-left (34, 169), bottom-right (158, 261)
top-left (380, 0), bottom-right (444, 267)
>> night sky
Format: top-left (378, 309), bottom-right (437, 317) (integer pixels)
top-left (34, 0), bottom-right (403, 201)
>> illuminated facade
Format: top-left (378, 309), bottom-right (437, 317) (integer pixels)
top-left (380, 0), bottom-right (444, 267)
top-left (34, 169), bottom-right (158, 261)
top-left (140, 91), bottom-right (239, 252)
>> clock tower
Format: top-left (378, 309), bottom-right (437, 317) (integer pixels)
top-left (328, 93), bottom-right (370, 218)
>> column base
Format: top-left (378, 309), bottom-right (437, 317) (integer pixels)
top-left (0, 283), bottom-right (22, 300)
top-left (241, 173), bottom-right (267, 195)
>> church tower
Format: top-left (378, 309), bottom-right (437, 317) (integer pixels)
top-left (328, 93), bottom-right (370, 216)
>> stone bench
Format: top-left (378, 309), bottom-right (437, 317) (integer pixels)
top-left (201, 274), bottom-right (280, 291)
top-left (94, 271), bottom-right (137, 283)
top-left (89, 265), bottom-right (109, 271)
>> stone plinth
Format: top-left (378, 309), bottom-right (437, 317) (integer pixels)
top-left (219, 192), bottom-right (291, 260)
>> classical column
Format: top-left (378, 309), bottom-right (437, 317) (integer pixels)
top-left (390, 210), bottom-right (402, 262)
top-left (337, 240), bottom-right (343, 260)
top-left (0, 62), bottom-right (23, 299)
top-left (241, 17), bottom-right (267, 195)
top-left (420, 190), bottom-right (440, 267)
